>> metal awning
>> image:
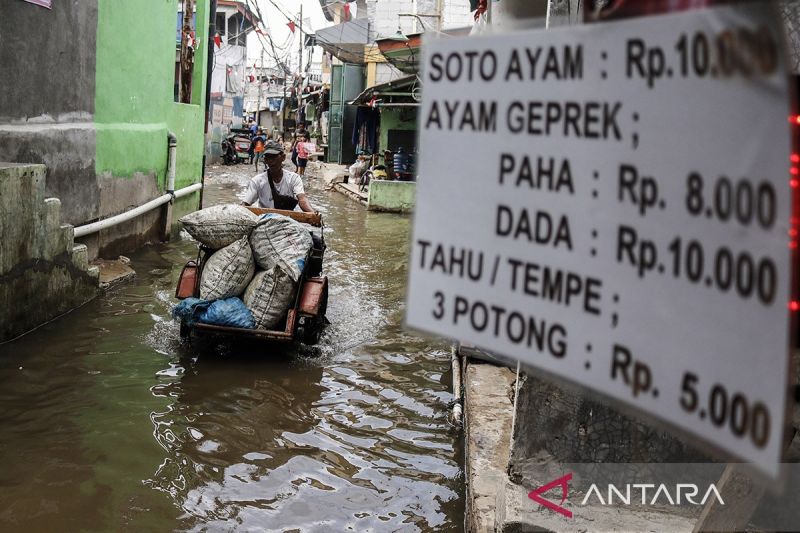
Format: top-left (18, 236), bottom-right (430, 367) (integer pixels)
top-left (375, 34), bottom-right (421, 75)
top-left (349, 74), bottom-right (418, 106)
top-left (375, 27), bottom-right (472, 75)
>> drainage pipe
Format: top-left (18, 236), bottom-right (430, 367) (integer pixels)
top-left (450, 343), bottom-right (463, 426)
top-left (167, 131), bottom-right (177, 195)
top-left (73, 183), bottom-right (202, 238)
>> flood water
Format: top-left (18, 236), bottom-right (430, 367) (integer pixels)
top-left (0, 164), bottom-right (463, 531)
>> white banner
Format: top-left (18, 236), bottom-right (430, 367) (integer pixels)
top-left (407, 4), bottom-right (794, 478)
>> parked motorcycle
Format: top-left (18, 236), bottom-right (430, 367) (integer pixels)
top-left (220, 129), bottom-right (252, 165)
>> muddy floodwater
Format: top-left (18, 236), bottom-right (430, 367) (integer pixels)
top-left (0, 164), bottom-right (463, 531)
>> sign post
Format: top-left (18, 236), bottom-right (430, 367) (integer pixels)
top-left (407, 4), bottom-right (795, 478)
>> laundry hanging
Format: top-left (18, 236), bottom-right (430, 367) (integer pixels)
top-left (352, 107), bottom-right (379, 155)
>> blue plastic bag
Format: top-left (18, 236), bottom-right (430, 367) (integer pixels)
top-left (172, 298), bottom-right (211, 327)
top-left (199, 297), bottom-right (255, 329)
top-left (172, 297), bottom-right (255, 329)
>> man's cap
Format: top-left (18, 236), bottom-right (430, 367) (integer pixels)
top-left (264, 140), bottom-right (284, 155)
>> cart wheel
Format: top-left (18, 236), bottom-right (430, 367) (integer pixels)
top-left (303, 322), bottom-right (322, 345)
top-left (179, 321), bottom-right (190, 339)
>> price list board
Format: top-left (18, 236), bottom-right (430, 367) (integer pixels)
top-left (407, 4), bottom-right (794, 477)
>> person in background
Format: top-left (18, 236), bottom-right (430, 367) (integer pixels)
top-left (241, 141), bottom-right (314, 213)
top-left (383, 150), bottom-right (394, 180)
top-left (251, 128), bottom-right (267, 171)
top-left (296, 132), bottom-right (311, 176)
top-left (348, 154), bottom-right (368, 185)
top-left (290, 124), bottom-right (307, 172)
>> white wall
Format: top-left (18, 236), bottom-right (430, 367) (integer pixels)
top-left (442, 0), bottom-right (473, 30)
top-left (367, 0), bottom-right (474, 37)
top-left (211, 46), bottom-right (247, 95)
top-left (375, 62), bottom-right (404, 85)
top-left (210, 5), bottom-right (248, 95)
top-left (369, 0), bottom-right (416, 38)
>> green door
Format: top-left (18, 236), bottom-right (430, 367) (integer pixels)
top-left (328, 65), bottom-right (344, 164)
top-left (328, 63), bottom-right (365, 164)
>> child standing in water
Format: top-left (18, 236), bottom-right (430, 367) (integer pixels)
top-left (296, 133), bottom-right (311, 176)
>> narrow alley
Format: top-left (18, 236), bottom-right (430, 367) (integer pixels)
top-left (0, 163), bottom-right (464, 531)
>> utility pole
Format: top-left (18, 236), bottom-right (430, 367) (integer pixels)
top-left (257, 49), bottom-right (264, 126)
top-left (179, 0), bottom-right (196, 103)
top-left (298, 4), bottom-right (304, 78)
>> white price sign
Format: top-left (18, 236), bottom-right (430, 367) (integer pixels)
top-left (407, 4), bottom-right (795, 477)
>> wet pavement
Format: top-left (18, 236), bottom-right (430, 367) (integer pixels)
top-left (0, 163), bottom-right (463, 531)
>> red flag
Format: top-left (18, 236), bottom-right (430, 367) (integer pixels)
top-left (214, 32), bottom-right (222, 48)
top-left (343, 2), bottom-right (351, 21)
top-left (287, 20), bottom-right (296, 33)
top-left (255, 27), bottom-right (265, 35)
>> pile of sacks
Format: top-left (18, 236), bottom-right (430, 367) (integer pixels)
top-left (176, 204), bottom-right (313, 330)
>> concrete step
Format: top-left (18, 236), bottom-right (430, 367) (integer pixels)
top-left (71, 243), bottom-right (88, 271)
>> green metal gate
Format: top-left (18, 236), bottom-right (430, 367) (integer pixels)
top-left (328, 63), bottom-right (365, 164)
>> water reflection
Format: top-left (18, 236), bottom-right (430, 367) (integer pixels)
top-left (0, 165), bottom-right (464, 531)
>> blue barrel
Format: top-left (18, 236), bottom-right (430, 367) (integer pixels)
top-left (393, 148), bottom-right (414, 177)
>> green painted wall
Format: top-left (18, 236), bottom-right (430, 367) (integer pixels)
top-left (95, 0), bottom-right (208, 193)
top-left (367, 180), bottom-right (415, 213)
top-left (379, 107), bottom-right (417, 154)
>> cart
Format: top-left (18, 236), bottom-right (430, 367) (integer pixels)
top-left (175, 208), bottom-right (328, 345)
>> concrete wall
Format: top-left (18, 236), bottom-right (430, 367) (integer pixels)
top-left (0, 163), bottom-right (99, 343)
top-left (379, 107), bottom-right (417, 153)
top-left (507, 372), bottom-right (710, 490)
top-left (367, 180), bottom-right (415, 212)
top-left (0, 0), bottom-right (99, 225)
top-left (0, 0), bottom-right (207, 259)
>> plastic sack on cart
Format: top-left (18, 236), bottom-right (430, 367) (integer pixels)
top-left (180, 204), bottom-right (259, 249)
top-left (199, 237), bottom-right (255, 300)
top-left (172, 298), bottom-right (210, 327)
top-left (250, 214), bottom-right (312, 281)
top-left (200, 297), bottom-right (255, 329)
top-left (172, 297), bottom-right (255, 329)
top-left (244, 266), bottom-right (296, 329)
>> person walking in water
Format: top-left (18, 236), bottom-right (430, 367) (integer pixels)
top-left (295, 132), bottom-right (311, 176)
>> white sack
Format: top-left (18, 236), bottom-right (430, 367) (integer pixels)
top-left (180, 204), bottom-right (259, 249)
top-left (199, 237), bottom-right (255, 300)
top-left (250, 214), bottom-right (312, 281)
top-left (244, 267), bottom-right (296, 330)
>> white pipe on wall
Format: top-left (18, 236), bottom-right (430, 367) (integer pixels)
top-left (167, 131), bottom-right (178, 194)
top-left (450, 343), bottom-right (463, 426)
top-left (73, 183), bottom-right (202, 238)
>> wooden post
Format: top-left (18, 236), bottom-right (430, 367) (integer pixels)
top-left (180, 0), bottom-right (195, 104)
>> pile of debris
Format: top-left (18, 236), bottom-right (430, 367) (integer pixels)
top-left (173, 204), bottom-right (313, 330)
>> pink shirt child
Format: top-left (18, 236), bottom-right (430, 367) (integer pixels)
top-left (297, 141), bottom-right (310, 160)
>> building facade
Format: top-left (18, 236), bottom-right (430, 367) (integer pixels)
top-left (0, 0), bottom-right (213, 340)
top-left (206, 0), bottom-right (258, 161)
top-left (0, 0), bottom-right (211, 259)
